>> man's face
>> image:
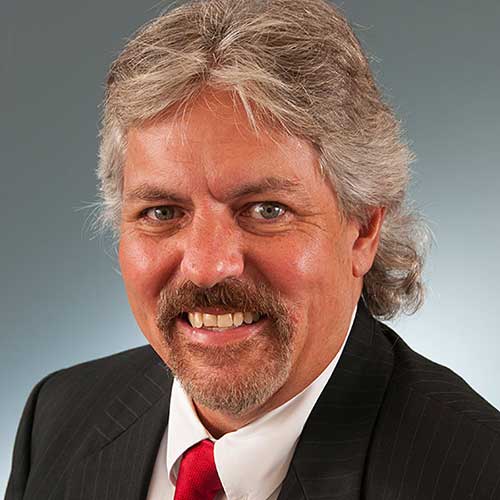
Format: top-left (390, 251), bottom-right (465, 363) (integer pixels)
top-left (119, 90), bottom-right (367, 418)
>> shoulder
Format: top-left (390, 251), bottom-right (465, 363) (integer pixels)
top-left (35, 345), bottom-right (162, 406)
top-left (366, 322), bottom-right (500, 499)
top-left (28, 345), bottom-right (171, 461)
top-left (380, 322), bottom-right (500, 432)
top-left (40, 344), bottom-right (162, 382)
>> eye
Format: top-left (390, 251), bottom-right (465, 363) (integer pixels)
top-left (243, 202), bottom-right (287, 221)
top-left (142, 206), bottom-right (183, 222)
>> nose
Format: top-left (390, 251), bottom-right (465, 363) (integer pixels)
top-left (179, 213), bottom-right (244, 288)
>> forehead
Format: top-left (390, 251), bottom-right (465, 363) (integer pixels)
top-left (123, 90), bottom-right (326, 199)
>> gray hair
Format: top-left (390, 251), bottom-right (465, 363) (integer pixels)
top-left (97, 0), bottom-right (430, 319)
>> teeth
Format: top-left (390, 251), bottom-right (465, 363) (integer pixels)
top-left (186, 311), bottom-right (262, 329)
top-left (193, 312), bottom-right (203, 328)
top-left (233, 312), bottom-right (244, 327)
top-left (188, 312), bottom-right (204, 328)
top-left (243, 312), bottom-right (253, 324)
top-left (202, 313), bottom-right (217, 327)
top-left (217, 313), bottom-right (233, 328)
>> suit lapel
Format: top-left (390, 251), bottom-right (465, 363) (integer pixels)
top-left (279, 301), bottom-right (394, 500)
top-left (64, 360), bottom-right (173, 500)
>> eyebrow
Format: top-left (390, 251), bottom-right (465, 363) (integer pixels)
top-left (224, 177), bottom-right (310, 201)
top-left (123, 176), bottom-right (312, 204)
top-left (124, 185), bottom-right (190, 204)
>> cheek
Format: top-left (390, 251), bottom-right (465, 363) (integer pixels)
top-left (119, 235), bottom-right (178, 303)
top-left (251, 235), bottom-right (344, 301)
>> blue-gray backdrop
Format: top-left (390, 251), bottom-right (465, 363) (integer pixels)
top-left (2, 0), bottom-right (499, 492)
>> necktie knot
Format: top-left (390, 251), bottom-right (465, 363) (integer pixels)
top-left (174, 439), bottom-right (223, 500)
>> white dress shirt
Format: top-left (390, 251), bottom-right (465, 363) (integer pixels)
top-left (147, 305), bottom-right (357, 500)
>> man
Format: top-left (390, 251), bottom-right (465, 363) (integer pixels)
top-left (6, 0), bottom-right (500, 498)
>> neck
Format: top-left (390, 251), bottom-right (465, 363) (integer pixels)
top-left (193, 366), bottom-right (311, 438)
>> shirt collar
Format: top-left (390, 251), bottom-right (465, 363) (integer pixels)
top-left (166, 304), bottom-right (357, 500)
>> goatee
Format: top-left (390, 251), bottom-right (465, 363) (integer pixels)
top-left (156, 278), bottom-right (295, 415)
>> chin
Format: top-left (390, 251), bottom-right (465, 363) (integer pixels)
top-left (161, 324), bottom-right (293, 416)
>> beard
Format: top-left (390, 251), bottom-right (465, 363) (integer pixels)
top-left (156, 278), bottom-right (295, 416)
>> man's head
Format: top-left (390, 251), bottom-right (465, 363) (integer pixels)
top-left (97, 0), bottom-right (428, 419)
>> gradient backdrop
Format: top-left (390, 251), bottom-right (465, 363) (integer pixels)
top-left (1, 0), bottom-right (499, 492)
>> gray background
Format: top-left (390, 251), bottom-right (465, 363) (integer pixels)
top-left (1, 0), bottom-right (499, 492)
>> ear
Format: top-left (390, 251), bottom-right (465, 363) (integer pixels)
top-left (352, 207), bottom-right (386, 278)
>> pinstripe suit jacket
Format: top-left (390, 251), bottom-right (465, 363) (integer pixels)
top-left (6, 302), bottom-right (500, 499)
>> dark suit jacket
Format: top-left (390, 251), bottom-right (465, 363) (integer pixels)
top-left (6, 302), bottom-right (500, 499)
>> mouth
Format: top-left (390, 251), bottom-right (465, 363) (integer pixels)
top-left (175, 310), bottom-right (268, 346)
top-left (181, 310), bottom-right (263, 329)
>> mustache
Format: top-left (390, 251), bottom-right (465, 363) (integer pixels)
top-left (156, 278), bottom-right (290, 331)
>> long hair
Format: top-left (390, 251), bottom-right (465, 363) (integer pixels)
top-left (97, 0), bottom-right (430, 319)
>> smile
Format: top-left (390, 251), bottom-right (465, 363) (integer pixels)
top-left (176, 311), bottom-right (267, 346)
top-left (185, 311), bottom-right (261, 329)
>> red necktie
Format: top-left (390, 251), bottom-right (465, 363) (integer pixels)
top-left (174, 439), bottom-right (223, 500)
